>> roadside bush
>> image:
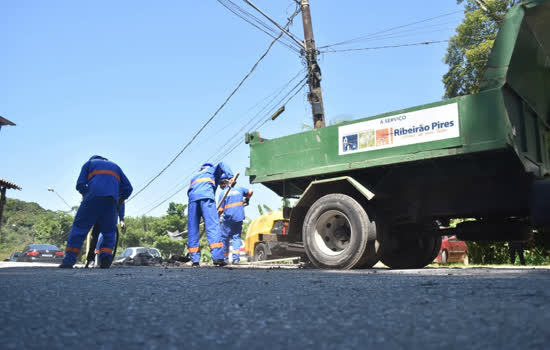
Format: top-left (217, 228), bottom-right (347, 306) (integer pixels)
top-left (466, 241), bottom-right (509, 264)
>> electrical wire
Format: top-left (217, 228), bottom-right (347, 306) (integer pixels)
top-left (133, 6), bottom-right (305, 213)
top-left (218, 0), bottom-right (303, 54)
top-left (211, 76), bottom-right (308, 165)
top-left (207, 69), bottom-right (306, 163)
top-left (319, 10), bottom-right (461, 49)
top-left (136, 71), bottom-right (307, 216)
top-left (320, 40), bottom-right (450, 53)
top-left (134, 70), bottom-right (306, 215)
top-left (333, 24), bottom-right (456, 45)
top-left (128, 29), bottom-right (288, 203)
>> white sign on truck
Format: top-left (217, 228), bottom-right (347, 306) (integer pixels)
top-left (338, 103), bottom-right (460, 155)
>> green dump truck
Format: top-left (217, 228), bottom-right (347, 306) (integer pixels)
top-left (245, 0), bottom-right (550, 269)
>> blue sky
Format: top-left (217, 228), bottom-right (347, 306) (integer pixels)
top-left (0, 0), bottom-right (464, 218)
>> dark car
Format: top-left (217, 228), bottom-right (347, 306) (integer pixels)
top-left (17, 244), bottom-right (64, 263)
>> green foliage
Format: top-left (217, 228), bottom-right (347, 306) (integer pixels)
top-left (443, 0), bottom-right (519, 98)
top-left (449, 219), bottom-right (549, 265)
top-left (466, 241), bottom-right (509, 264)
top-left (0, 198), bottom-right (68, 259)
top-left (257, 204), bottom-right (273, 216)
top-left (153, 235), bottom-right (187, 257)
top-left (34, 212), bottom-right (73, 247)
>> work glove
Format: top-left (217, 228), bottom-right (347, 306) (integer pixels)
top-left (120, 221), bottom-right (126, 232)
top-left (243, 198), bottom-right (250, 206)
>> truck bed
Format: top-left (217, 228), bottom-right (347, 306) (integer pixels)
top-left (246, 0), bottom-right (550, 204)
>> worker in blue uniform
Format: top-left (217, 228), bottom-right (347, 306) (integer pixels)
top-left (60, 155), bottom-right (132, 268)
top-left (218, 175), bottom-right (253, 264)
top-left (187, 162), bottom-right (233, 267)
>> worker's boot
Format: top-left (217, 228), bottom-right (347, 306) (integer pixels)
top-left (58, 264), bottom-right (73, 269)
top-left (213, 259), bottom-right (228, 267)
top-left (99, 257), bottom-right (112, 269)
top-left (192, 262), bottom-right (200, 268)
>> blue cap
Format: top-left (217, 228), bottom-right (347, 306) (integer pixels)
top-left (202, 163), bottom-right (213, 168)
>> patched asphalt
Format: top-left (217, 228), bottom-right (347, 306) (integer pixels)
top-left (1, 264), bottom-right (549, 349)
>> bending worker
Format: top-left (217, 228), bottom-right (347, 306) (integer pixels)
top-left (60, 155), bottom-right (132, 268)
top-left (187, 162), bottom-right (233, 267)
top-left (218, 175), bottom-right (252, 264)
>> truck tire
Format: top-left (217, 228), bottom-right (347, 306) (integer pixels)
top-left (254, 243), bottom-right (268, 261)
top-left (302, 194), bottom-right (377, 269)
top-left (380, 234), bottom-right (441, 269)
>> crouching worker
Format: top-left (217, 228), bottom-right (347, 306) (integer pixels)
top-left (187, 162), bottom-right (233, 267)
top-left (60, 155), bottom-right (132, 269)
top-left (218, 175), bottom-right (252, 264)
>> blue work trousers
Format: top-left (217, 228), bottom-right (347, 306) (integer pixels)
top-left (221, 220), bottom-right (243, 262)
top-left (62, 196), bottom-right (117, 266)
top-left (187, 199), bottom-right (224, 262)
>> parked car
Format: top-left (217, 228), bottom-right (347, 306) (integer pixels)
top-left (113, 247), bottom-right (163, 266)
top-left (434, 236), bottom-right (468, 265)
top-left (17, 244), bottom-right (64, 263)
top-left (3, 252), bottom-right (21, 262)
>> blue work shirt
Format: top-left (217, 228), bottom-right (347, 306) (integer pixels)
top-left (76, 156), bottom-right (133, 202)
top-left (188, 162), bottom-right (233, 202)
top-left (218, 185), bottom-right (250, 222)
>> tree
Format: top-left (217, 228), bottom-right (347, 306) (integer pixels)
top-left (443, 0), bottom-right (519, 98)
top-left (153, 235), bottom-right (186, 257)
top-left (257, 204), bottom-right (273, 216)
top-left (442, 2), bottom-right (550, 265)
top-left (34, 212), bottom-right (73, 247)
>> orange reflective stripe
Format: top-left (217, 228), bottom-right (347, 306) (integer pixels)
top-left (209, 242), bottom-right (223, 249)
top-left (65, 247), bottom-right (81, 254)
top-left (88, 170), bottom-right (121, 182)
top-left (99, 248), bottom-right (113, 254)
top-left (94, 249), bottom-right (99, 254)
top-left (224, 202), bottom-right (243, 210)
top-left (188, 246), bottom-right (200, 253)
top-left (189, 178), bottom-right (215, 188)
top-left (223, 253), bottom-right (229, 257)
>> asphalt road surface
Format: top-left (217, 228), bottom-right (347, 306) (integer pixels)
top-left (1, 263), bottom-right (549, 349)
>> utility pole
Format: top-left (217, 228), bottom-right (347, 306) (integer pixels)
top-left (300, 0), bottom-right (325, 129)
top-left (243, 0), bottom-right (326, 129)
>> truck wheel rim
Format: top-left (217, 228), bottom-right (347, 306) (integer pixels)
top-left (314, 210), bottom-right (351, 256)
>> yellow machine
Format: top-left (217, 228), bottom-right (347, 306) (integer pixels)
top-left (244, 211), bottom-right (305, 261)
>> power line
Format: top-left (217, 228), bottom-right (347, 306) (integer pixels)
top-left (207, 69), bottom-right (307, 163)
top-left (319, 10), bottom-right (461, 49)
top-left (130, 2), bottom-right (305, 203)
top-left (128, 30), bottom-right (288, 203)
top-left (212, 76), bottom-right (308, 164)
top-left (320, 40), bottom-right (450, 53)
top-left (218, 0), bottom-right (303, 54)
top-left (136, 71), bottom-right (307, 216)
top-left (334, 23), bottom-right (456, 44)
